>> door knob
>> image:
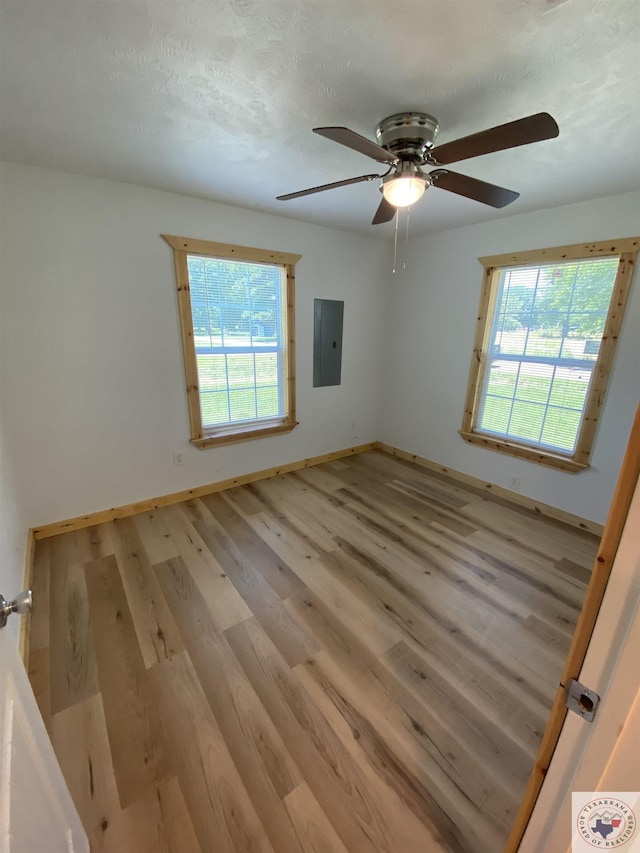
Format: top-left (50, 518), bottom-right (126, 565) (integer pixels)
top-left (0, 590), bottom-right (33, 628)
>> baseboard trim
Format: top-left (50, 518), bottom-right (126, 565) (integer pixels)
top-left (31, 438), bottom-right (603, 541)
top-left (32, 442), bottom-right (376, 540)
top-left (374, 441), bottom-right (604, 537)
top-left (19, 529), bottom-right (36, 668)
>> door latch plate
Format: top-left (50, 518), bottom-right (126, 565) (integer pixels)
top-left (566, 678), bottom-right (600, 722)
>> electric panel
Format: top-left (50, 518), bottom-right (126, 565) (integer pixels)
top-left (313, 299), bottom-right (344, 387)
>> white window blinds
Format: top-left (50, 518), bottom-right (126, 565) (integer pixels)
top-left (186, 255), bottom-right (285, 429)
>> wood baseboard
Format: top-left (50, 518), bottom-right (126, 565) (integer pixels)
top-left (19, 529), bottom-right (36, 668)
top-left (374, 441), bottom-right (604, 537)
top-left (31, 438), bottom-right (602, 542)
top-left (32, 442), bottom-right (376, 540)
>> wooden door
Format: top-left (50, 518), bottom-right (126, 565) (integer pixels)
top-left (506, 403), bottom-right (640, 851)
top-left (0, 601), bottom-right (88, 852)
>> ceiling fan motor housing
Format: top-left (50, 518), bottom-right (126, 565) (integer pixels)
top-left (375, 112), bottom-right (440, 162)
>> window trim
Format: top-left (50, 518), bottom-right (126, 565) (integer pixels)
top-left (460, 237), bottom-right (639, 472)
top-left (162, 234), bottom-right (301, 448)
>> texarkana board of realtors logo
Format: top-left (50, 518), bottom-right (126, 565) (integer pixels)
top-left (573, 793), bottom-right (638, 850)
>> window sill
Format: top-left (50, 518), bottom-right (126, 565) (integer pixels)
top-left (458, 430), bottom-right (589, 472)
top-left (191, 419), bottom-right (299, 449)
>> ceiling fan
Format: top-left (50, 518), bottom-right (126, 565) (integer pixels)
top-left (277, 111), bottom-right (559, 224)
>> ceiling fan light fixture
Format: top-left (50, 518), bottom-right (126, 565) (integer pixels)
top-left (278, 111), bottom-right (558, 220)
top-left (382, 175), bottom-right (427, 208)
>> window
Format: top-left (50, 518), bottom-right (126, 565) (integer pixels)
top-left (461, 237), bottom-right (638, 471)
top-left (163, 235), bottom-right (300, 448)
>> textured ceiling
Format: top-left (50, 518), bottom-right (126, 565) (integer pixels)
top-left (1, 0), bottom-right (639, 237)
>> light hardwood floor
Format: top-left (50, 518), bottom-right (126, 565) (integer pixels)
top-left (28, 449), bottom-right (598, 852)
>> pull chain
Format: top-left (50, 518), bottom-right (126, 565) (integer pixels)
top-left (403, 206), bottom-right (411, 270)
top-left (392, 206), bottom-right (412, 274)
top-left (392, 208), bottom-right (400, 275)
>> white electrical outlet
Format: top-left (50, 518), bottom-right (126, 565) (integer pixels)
top-left (173, 452), bottom-right (184, 466)
top-left (510, 476), bottom-right (521, 491)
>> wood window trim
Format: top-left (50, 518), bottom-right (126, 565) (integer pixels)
top-left (461, 237), bottom-right (639, 472)
top-left (162, 234), bottom-right (301, 448)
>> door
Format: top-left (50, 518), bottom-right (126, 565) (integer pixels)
top-left (0, 602), bottom-right (88, 852)
top-left (505, 403), bottom-right (640, 851)
top-left (520, 485), bottom-right (640, 850)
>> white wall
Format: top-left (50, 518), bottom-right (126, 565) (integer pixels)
top-left (2, 161), bottom-right (638, 531)
top-left (381, 191), bottom-right (640, 525)
top-left (0, 162), bottom-right (388, 528)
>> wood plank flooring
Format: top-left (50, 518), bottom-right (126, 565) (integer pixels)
top-left (28, 449), bottom-right (598, 852)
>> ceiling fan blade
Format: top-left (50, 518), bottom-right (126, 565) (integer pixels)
top-left (277, 173), bottom-right (380, 201)
top-left (430, 112), bottom-right (559, 165)
top-left (314, 126), bottom-right (398, 164)
top-left (372, 196), bottom-right (397, 224)
top-left (430, 170), bottom-right (519, 208)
